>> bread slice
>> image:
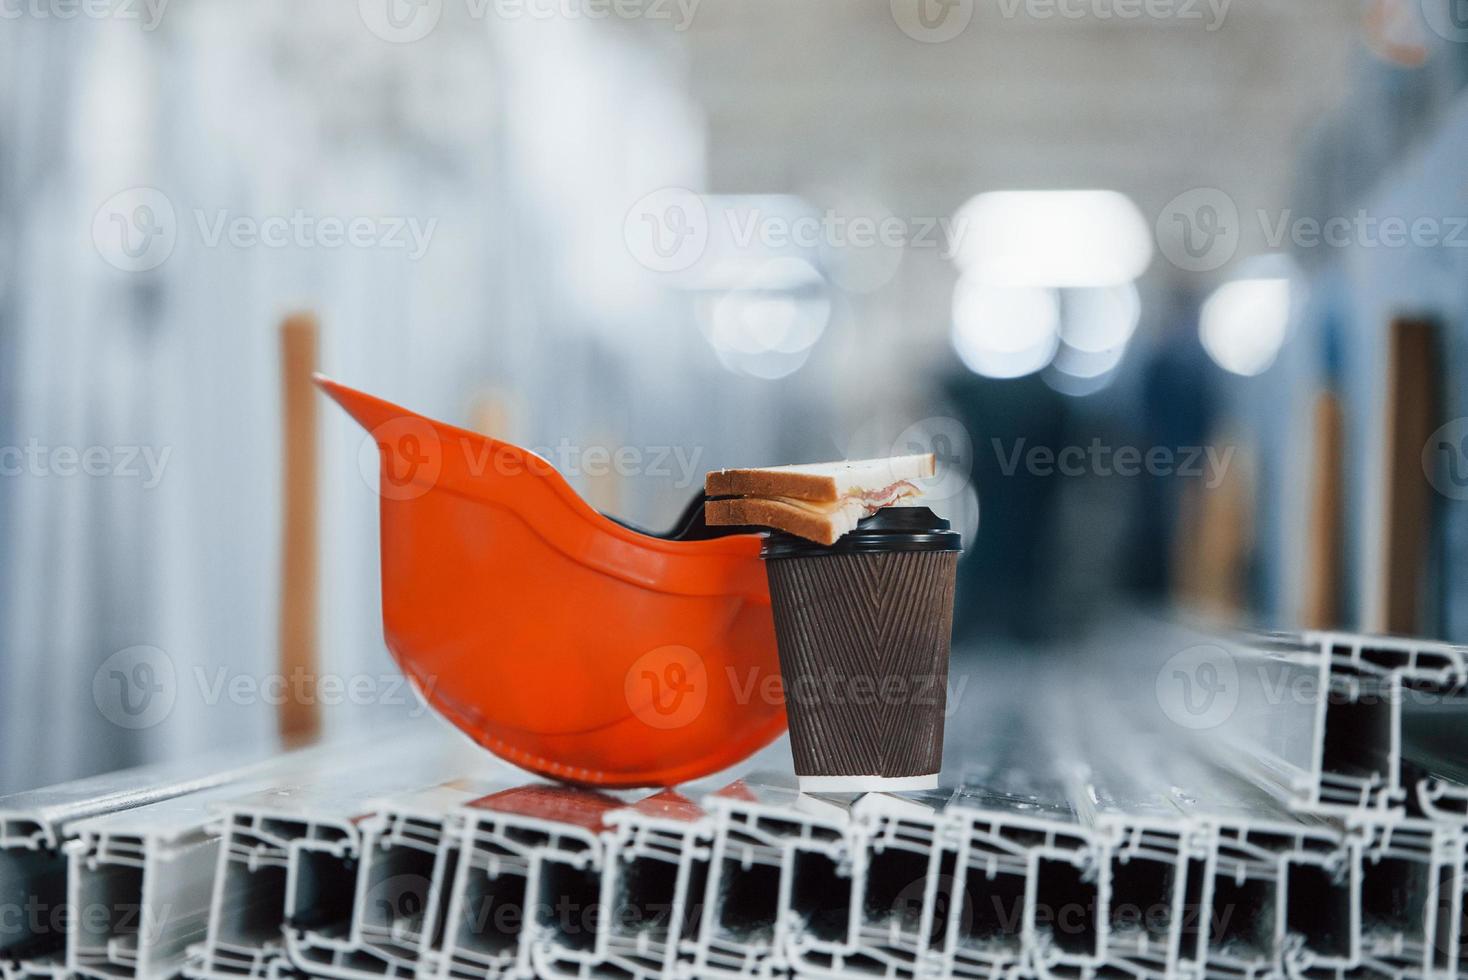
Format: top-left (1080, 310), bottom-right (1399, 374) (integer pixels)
top-left (705, 454), bottom-right (935, 502)
top-left (704, 454), bottom-right (934, 544)
top-left (704, 497), bottom-right (874, 546)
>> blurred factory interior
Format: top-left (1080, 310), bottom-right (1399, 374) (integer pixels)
top-left (1, 0), bottom-right (1467, 792)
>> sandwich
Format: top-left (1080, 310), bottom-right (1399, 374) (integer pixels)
top-left (704, 454), bottom-right (935, 545)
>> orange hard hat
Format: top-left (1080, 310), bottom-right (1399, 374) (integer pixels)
top-left (317, 377), bottom-right (786, 787)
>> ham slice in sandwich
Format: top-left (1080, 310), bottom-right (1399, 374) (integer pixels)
top-left (704, 453), bottom-right (936, 546)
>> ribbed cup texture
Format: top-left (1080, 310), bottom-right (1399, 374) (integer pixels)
top-left (765, 550), bottom-right (958, 780)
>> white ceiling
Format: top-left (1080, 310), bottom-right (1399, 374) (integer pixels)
top-left (646, 0), bottom-right (1370, 398)
top-left (678, 0), bottom-right (1362, 240)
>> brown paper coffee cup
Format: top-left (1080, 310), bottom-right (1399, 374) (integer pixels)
top-left (762, 507), bottom-right (960, 793)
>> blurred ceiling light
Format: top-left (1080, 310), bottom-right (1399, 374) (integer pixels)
top-left (714, 344), bottom-right (817, 381)
top-left (1060, 283), bottom-right (1141, 353)
top-left (1199, 278), bottom-right (1292, 377)
top-left (697, 255), bottom-right (823, 292)
top-left (951, 281), bottom-right (1061, 379)
top-left (1042, 340), bottom-right (1127, 397)
top-left (683, 195), bottom-right (824, 290)
top-left (698, 258), bottom-right (831, 381)
top-left (950, 190), bottom-right (1152, 288)
top-left (1043, 366), bottom-right (1117, 398)
top-left (1050, 342), bottom-right (1126, 380)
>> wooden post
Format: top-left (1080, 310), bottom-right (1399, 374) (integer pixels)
top-left (1302, 392), bottom-right (1344, 630)
top-left (279, 313), bottom-right (321, 745)
top-left (1173, 436), bottom-right (1252, 626)
top-left (1378, 318), bottom-right (1438, 635)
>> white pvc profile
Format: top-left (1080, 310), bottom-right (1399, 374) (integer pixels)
top-left (1347, 817), bottom-right (1461, 980)
top-left (65, 780), bottom-right (294, 980)
top-left (438, 784), bottom-right (624, 980)
top-left (191, 730), bottom-right (480, 980)
top-left (941, 804), bottom-right (1095, 980)
top-left (0, 751), bottom-right (285, 980)
top-left (282, 782), bottom-right (499, 980)
top-left (1215, 630), bottom-right (1468, 818)
top-left (592, 794), bottom-right (713, 980)
top-left (782, 792), bottom-right (948, 980)
top-left (691, 780), bottom-right (856, 979)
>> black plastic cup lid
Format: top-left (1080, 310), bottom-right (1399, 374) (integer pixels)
top-left (761, 506), bottom-right (962, 559)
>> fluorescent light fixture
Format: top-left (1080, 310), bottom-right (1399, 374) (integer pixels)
top-left (950, 190), bottom-right (1152, 288)
top-left (951, 281), bottom-right (1061, 379)
top-left (1199, 277), bottom-right (1292, 377)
